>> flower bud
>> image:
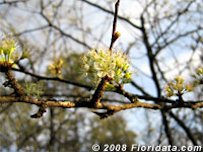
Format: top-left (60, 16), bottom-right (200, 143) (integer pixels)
top-left (114, 31), bottom-right (121, 40)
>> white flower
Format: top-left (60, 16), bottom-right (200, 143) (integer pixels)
top-left (82, 49), bottom-right (132, 85)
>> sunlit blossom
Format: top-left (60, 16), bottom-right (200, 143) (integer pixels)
top-left (82, 49), bottom-right (132, 86)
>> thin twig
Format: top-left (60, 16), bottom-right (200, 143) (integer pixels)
top-left (109, 0), bottom-right (120, 51)
top-left (81, 0), bottom-right (141, 30)
top-left (12, 67), bottom-right (93, 90)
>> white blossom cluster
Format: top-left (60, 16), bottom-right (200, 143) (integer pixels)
top-left (82, 49), bottom-right (132, 86)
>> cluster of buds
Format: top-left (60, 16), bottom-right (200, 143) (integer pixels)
top-left (0, 36), bottom-right (17, 71)
top-left (164, 76), bottom-right (194, 97)
top-left (0, 36), bottom-right (17, 60)
top-left (196, 67), bottom-right (203, 75)
top-left (25, 81), bottom-right (44, 98)
top-left (82, 49), bottom-right (132, 87)
top-left (193, 66), bottom-right (203, 85)
top-left (48, 58), bottom-right (64, 77)
top-left (165, 66), bottom-right (203, 98)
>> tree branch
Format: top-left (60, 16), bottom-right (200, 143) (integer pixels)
top-left (169, 111), bottom-right (198, 146)
top-left (91, 75), bottom-right (112, 106)
top-left (81, 0), bottom-right (141, 30)
top-left (4, 70), bottom-right (24, 96)
top-left (109, 0), bottom-right (120, 50)
top-left (161, 111), bottom-right (173, 145)
top-left (39, 6), bottom-right (92, 49)
top-left (0, 96), bottom-right (202, 112)
top-left (12, 68), bottom-right (93, 90)
top-left (140, 15), bottom-right (161, 97)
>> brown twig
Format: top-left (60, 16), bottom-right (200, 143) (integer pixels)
top-left (4, 70), bottom-right (24, 96)
top-left (30, 106), bottom-right (46, 118)
top-left (115, 84), bottom-right (138, 103)
top-left (3, 68), bottom-right (47, 118)
top-left (0, 96), bottom-right (202, 112)
top-left (109, 0), bottom-right (120, 51)
top-left (0, 96), bottom-right (160, 110)
top-left (91, 75), bottom-right (112, 106)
